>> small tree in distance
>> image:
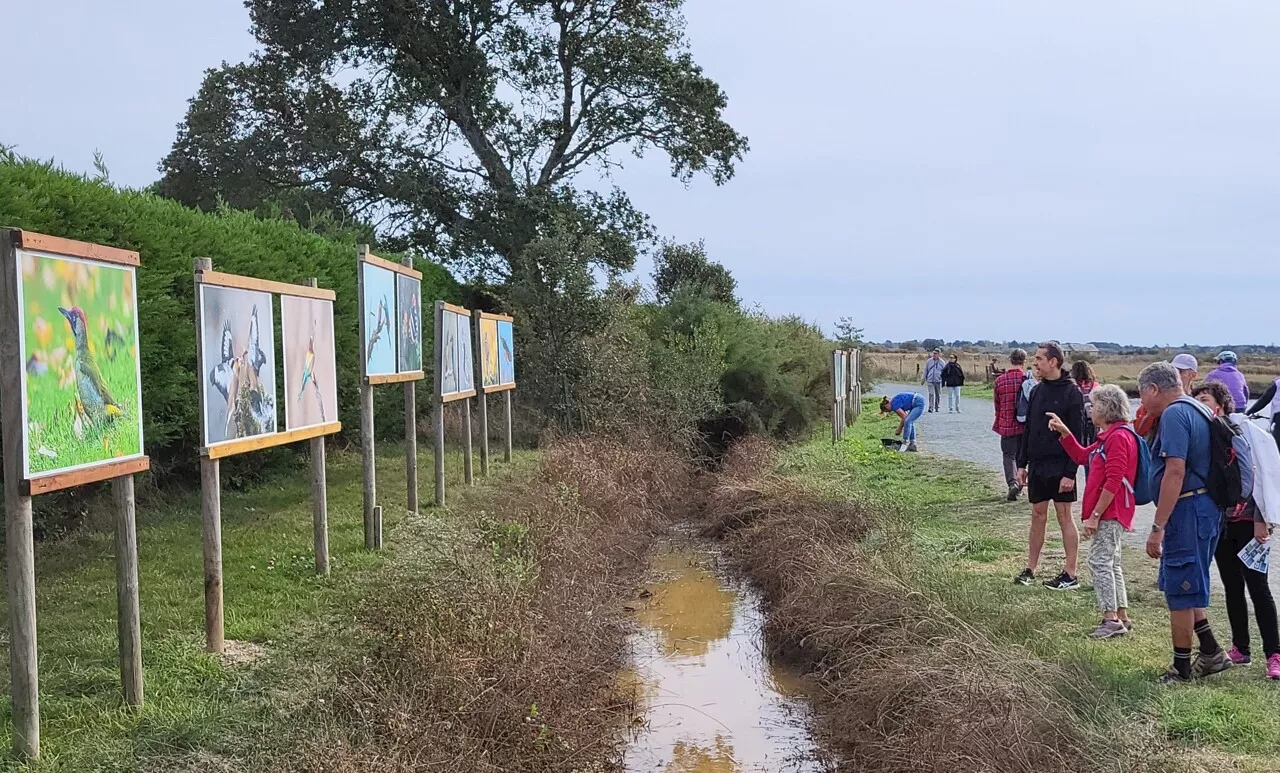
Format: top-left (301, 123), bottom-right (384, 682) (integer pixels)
top-left (652, 240), bottom-right (738, 306)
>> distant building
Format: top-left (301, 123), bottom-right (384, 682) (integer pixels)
top-left (1061, 342), bottom-right (1100, 355)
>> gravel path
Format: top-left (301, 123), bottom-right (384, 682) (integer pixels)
top-left (871, 382), bottom-right (1280, 598)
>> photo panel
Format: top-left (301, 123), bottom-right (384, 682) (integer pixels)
top-left (281, 295), bottom-right (338, 431)
top-left (361, 261), bottom-right (397, 377)
top-left (396, 273), bottom-right (423, 373)
top-left (496, 319), bottom-right (515, 386)
top-left (200, 284), bottom-right (278, 447)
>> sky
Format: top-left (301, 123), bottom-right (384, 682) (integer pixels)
top-left (4, 1), bottom-right (1279, 346)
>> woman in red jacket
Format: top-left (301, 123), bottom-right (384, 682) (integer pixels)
top-left (1047, 383), bottom-right (1138, 639)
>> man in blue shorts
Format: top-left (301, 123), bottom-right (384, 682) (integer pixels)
top-left (1140, 362), bottom-right (1230, 684)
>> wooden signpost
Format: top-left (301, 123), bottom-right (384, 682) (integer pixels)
top-left (0, 229), bottom-right (151, 758)
top-left (433, 301), bottom-right (478, 506)
top-left (472, 311), bottom-right (517, 477)
top-left (194, 259), bottom-right (341, 652)
top-left (356, 246), bottom-right (424, 548)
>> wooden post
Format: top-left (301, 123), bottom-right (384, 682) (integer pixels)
top-left (304, 277), bottom-right (331, 576)
top-left (463, 398), bottom-right (474, 485)
top-left (503, 390), bottom-right (513, 463)
top-left (113, 475), bottom-right (143, 705)
top-left (194, 257), bottom-right (225, 654)
top-left (433, 301), bottom-right (446, 506)
top-left (1, 229), bottom-right (40, 758)
top-left (473, 311), bottom-right (489, 477)
top-left (358, 247), bottom-right (379, 550)
top-left (402, 256), bottom-right (418, 515)
top-left (373, 505), bottom-right (384, 550)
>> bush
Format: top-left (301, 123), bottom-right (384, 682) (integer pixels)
top-left (0, 157), bottom-right (462, 483)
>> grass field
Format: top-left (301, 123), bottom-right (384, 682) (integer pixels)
top-left (0, 444), bottom-right (531, 772)
top-left (793, 404), bottom-right (1280, 770)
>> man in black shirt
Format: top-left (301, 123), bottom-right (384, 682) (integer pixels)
top-left (1014, 341), bottom-right (1086, 590)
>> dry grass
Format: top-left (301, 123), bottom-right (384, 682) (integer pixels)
top-left (289, 435), bottom-right (695, 772)
top-left (700, 439), bottom-right (1139, 773)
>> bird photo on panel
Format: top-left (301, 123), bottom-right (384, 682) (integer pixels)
top-left (16, 249), bottom-right (145, 477)
top-left (361, 261), bottom-right (396, 377)
top-left (199, 285), bottom-right (278, 447)
top-left (396, 273), bottom-right (422, 373)
top-left (281, 295), bottom-right (338, 431)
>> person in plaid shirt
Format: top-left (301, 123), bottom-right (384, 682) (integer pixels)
top-left (993, 349), bottom-right (1029, 501)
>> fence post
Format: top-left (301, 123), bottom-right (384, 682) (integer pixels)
top-left (504, 390), bottom-right (513, 463)
top-left (401, 256), bottom-right (418, 515)
top-left (302, 277), bottom-right (331, 574)
top-left (113, 475), bottom-right (143, 705)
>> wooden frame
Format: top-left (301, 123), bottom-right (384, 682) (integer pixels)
top-left (202, 422), bottom-right (341, 460)
top-left (197, 269), bottom-right (336, 301)
top-left (359, 249), bottom-right (422, 280)
top-left (14, 229), bottom-right (139, 267)
top-left (435, 301), bottom-right (477, 402)
top-left (476, 311), bottom-right (516, 395)
top-left (368, 371), bottom-right (424, 385)
top-left (24, 456), bottom-right (151, 496)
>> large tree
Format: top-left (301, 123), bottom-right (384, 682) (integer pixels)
top-left (157, 0), bottom-right (748, 279)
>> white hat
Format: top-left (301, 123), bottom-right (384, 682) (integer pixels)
top-left (1171, 354), bottom-right (1199, 372)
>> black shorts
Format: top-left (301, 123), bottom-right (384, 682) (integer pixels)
top-left (1028, 470), bottom-right (1078, 504)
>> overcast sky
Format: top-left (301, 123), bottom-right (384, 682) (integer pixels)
top-left (4, 1), bottom-right (1278, 346)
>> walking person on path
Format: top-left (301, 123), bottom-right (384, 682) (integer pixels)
top-left (1204, 351), bottom-right (1250, 415)
top-left (1191, 382), bottom-right (1280, 678)
top-left (1015, 342), bottom-right (1085, 590)
top-left (942, 354), bottom-right (966, 413)
top-left (923, 349), bottom-right (945, 413)
top-left (993, 349), bottom-right (1029, 501)
top-left (1046, 384), bottom-right (1138, 638)
top-left (1139, 362), bottom-right (1231, 684)
top-left (881, 392), bottom-right (926, 452)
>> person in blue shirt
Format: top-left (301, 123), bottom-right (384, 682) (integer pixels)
top-left (880, 391), bottom-right (926, 452)
top-left (1139, 361), bottom-right (1230, 684)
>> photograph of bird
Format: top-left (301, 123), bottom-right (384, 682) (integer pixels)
top-left (59, 305), bottom-right (124, 425)
top-left (296, 321), bottom-right (327, 423)
top-left (366, 295), bottom-right (391, 366)
top-left (208, 304), bottom-right (275, 439)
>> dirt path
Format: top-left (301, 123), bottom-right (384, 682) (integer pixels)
top-left (871, 382), bottom-right (1280, 598)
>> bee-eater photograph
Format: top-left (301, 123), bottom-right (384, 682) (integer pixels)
top-left (480, 316), bottom-right (500, 389)
top-left (282, 295), bottom-right (337, 431)
top-left (396, 273), bottom-right (422, 373)
top-left (360, 261), bottom-right (396, 377)
top-left (17, 249), bottom-right (145, 477)
top-left (199, 284), bottom-right (277, 447)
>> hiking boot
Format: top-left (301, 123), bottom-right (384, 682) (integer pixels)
top-left (906, 442), bottom-right (919, 453)
top-left (1043, 572), bottom-right (1080, 591)
top-left (1159, 667), bottom-right (1192, 686)
top-left (1268, 654), bottom-right (1280, 680)
top-left (1192, 648), bottom-right (1233, 679)
top-left (1227, 646), bottom-right (1252, 666)
top-left (1013, 569), bottom-right (1035, 586)
top-left (1089, 619), bottom-right (1128, 639)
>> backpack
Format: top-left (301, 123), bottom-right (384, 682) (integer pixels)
top-left (1181, 397), bottom-right (1253, 509)
top-left (1016, 377), bottom-right (1035, 424)
top-left (1095, 426), bottom-right (1154, 506)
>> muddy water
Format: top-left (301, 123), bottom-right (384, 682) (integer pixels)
top-left (623, 542), bottom-right (824, 773)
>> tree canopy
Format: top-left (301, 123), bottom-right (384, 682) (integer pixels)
top-left (652, 240), bottom-right (737, 306)
top-left (157, 0), bottom-right (749, 279)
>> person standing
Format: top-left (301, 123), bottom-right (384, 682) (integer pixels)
top-left (881, 392), bottom-right (926, 452)
top-left (1247, 377), bottom-right (1280, 453)
top-left (1139, 362), bottom-right (1231, 684)
top-left (1071, 360), bottom-right (1100, 448)
top-left (1015, 342), bottom-right (1085, 590)
top-left (923, 350), bottom-right (944, 413)
top-left (1135, 353), bottom-right (1199, 440)
top-left (942, 354), bottom-right (966, 413)
top-left (1204, 351), bottom-right (1250, 414)
top-left (1047, 384), bottom-right (1138, 638)
top-left (993, 349), bottom-right (1029, 501)
top-left (1192, 382), bottom-right (1280, 677)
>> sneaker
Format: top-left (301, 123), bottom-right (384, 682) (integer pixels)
top-left (1043, 572), bottom-right (1080, 591)
top-left (1160, 667), bottom-right (1192, 686)
top-left (1013, 569), bottom-right (1035, 586)
top-left (1006, 484), bottom-right (1023, 502)
top-left (1268, 654), bottom-right (1280, 680)
top-left (1120, 619), bottom-right (1134, 632)
top-left (1227, 646), bottom-right (1252, 666)
top-left (1192, 649), bottom-right (1233, 679)
top-left (906, 442), bottom-right (919, 453)
top-left (1089, 619), bottom-right (1128, 639)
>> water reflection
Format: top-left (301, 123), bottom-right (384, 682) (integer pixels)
top-left (623, 543), bottom-right (824, 773)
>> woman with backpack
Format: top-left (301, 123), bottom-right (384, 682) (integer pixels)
top-left (1047, 383), bottom-right (1138, 638)
top-left (1192, 382), bottom-right (1280, 679)
top-left (942, 354), bottom-right (966, 413)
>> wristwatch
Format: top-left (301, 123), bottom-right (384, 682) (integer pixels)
top-left (1151, 523), bottom-right (1164, 533)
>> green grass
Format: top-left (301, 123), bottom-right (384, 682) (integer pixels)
top-left (0, 443), bottom-right (534, 772)
top-left (21, 253), bottom-right (143, 475)
top-left (791, 404), bottom-right (1280, 768)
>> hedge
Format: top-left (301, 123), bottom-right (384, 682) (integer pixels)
top-left (0, 157), bottom-right (462, 483)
